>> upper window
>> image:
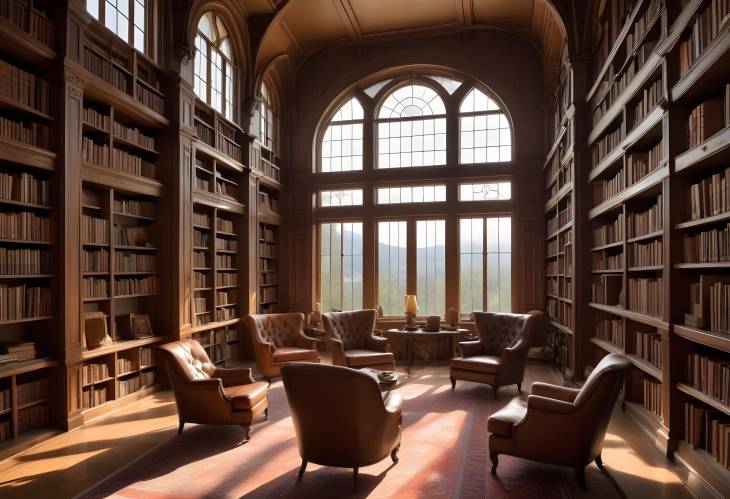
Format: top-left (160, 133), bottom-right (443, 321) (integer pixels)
top-left (194, 13), bottom-right (236, 121)
top-left (259, 82), bottom-right (275, 151)
top-left (87, 0), bottom-right (146, 52)
top-left (459, 88), bottom-right (511, 163)
top-left (377, 84), bottom-right (446, 169)
top-left (321, 98), bottom-right (364, 173)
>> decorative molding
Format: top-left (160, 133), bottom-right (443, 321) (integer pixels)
top-left (176, 44), bottom-right (196, 64)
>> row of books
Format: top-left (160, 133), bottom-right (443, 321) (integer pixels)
top-left (0, 420), bottom-right (9, 442)
top-left (194, 271), bottom-right (208, 288)
top-left (635, 330), bottom-right (662, 369)
top-left (112, 121), bottom-right (155, 151)
top-left (82, 138), bottom-right (156, 179)
top-left (546, 206), bottom-right (572, 234)
top-left (688, 167), bottom-right (730, 221)
top-left (216, 290), bottom-right (236, 306)
top-left (116, 252), bottom-right (155, 273)
top-left (628, 195), bottom-right (663, 238)
top-left (0, 387), bottom-right (9, 410)
top-left (592, 126), bottom-right (623, 167)
top-left (593, 54), bottom-right (636, 125)
top-left (193, 211), bottom-right (211, 227)
top-left (592, 251), bottom-right (623, 271)
top-left (194, 296), bottom-right (209, 314)
top-left (260, 226), bottom-right (276, 242)
top-left (83, 106), bottom-right (110, 131)
top-left (83, 248), bottom-right (109, 272)
top-left (624, 0), bottom-right (661, 54)
top-left (217, 306), bottom-right (238, 321)
top-left (193, 251), bottom-right (207, 268)
top-left (83, 47), bottom-right (128, 93)
top-left (546, 238), bottom-right (560, 257)
top-left (216, 238), bottom-right (237, 252)
top-left (115, 276), bottom-right (158, 296)
top-left (0, 247), bottom-right (49, 275)
top-left (684, 401), bottom-right (730, 470)
top-left (259, 242), bottom-right (277, 258)
top-left (82, 215), bottom-right (109, 244)
top-left (593, 213), bottom-right (624, 246)
top-left (259, 258), bottom-right (277, 272)
top-left (0, 115), bottom-right (50, 149)
top-left (136, 83), bottom-right (165, 116)
top-left (259, 271), bottom-right (277, 286)
top-left (592, 0), bottom-right (639, 84)
top-left (195, 176), bottom-right (210, 192)
top-left (0, 58), bottom-right (50, 114)
top-left (682, 223), bottom-right (730, 262)
top-left (687, 96), bottom-right (727, 149)
top-left (217, 272), bottom-right (237, 286)
top-left (82, 276), bottom-right (107, 299)
top-left (628, 277), bottom-right (663, 316)
top-left (113, 225), bottom-right (151, 247)
top-left (626, 140), bottom-right (663, 185)
top-left (3, 341), bottom-right (35, 362)
top-left (81, 362), bottom-right (110, 385)
top-left (593, 169), bottom-right (624, 205)
top-left (703, 280), bottom-right (730, 333)
top-left (113, 198), bottom-right (154, 218)
top-left (547, 298), bottom-right (574, 330)
top-left (629, 238), bottom-right (662, 267)
top-left (595, 317), bottom-right (624, 348)
top-left (216, 255), bottom-right (234, 268)
top-left (592, 275), bottom-right (622, 305)
top-left (0, 211), bottom-right (50, 242)
top-left (17, 377), bottom-right (48, 405)
top-left (0, 171), bottom-right (50, 206)
top-left (260, 286), bottom-right (278, 304)
top-left (0, 284), bottom-right (50, 321)
top-left (81, 386), bottom-right (107, 409)
top-left (217, 218), bottom-right (235, 233)
top-left (0, 0), bottom-right (54, 49)
top-left (119, 372), bottom-right (151, 397)
top-left (215, 179), bottom-right (239, 199)
top-left (643, 378), bottom-right (662, 417)
top-left (193, 229), bottom-right (209, 248)
top-left (82, 189), bottom-right (101, 208)
top-left (258, 191), bottom-right (280, 213)
top-left (687, 353), bottom-right (730, 405)
top-left (546, 258), bottom-right (563, 276)
top-left (17, 403), bottom-right (48, 433)
top-left (117, 357), bottom-right (134, 375)
top-left (140, 347), bottom-right (154, 367)
top-left (678, 0), bottom-right (730, 77)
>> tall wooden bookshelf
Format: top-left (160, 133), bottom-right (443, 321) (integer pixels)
top-left (189, 101), bottom-right (246, 365)
top-left (0, 0), bottom-right (60, 457)
top-left (544, 45), bottom-right (577, 379)
top-left (579, 0), bottom-right (730, 495)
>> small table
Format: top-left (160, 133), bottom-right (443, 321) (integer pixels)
top-left (360, 368), bottom-right (406, 392)
top-left (384, 327), bottom-right (471, 374)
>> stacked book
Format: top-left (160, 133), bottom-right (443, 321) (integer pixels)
top-left (81, 362), bottom-right (110, 385)
top-left (688, 167), bottom-right (730, 221)
top-left (687, 353), bottom-right (730, 404)
top-left (2, 342), bottom-right (36, 363)
top-left (684, 401), bottom-right (730, 469)
top-left (635, 330), bottom-right (662, 368)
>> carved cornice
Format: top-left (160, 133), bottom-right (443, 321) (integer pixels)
top-left (63, 61), bottom-right (89, 98)
top-left (176, 44), bottom-right (196, 65)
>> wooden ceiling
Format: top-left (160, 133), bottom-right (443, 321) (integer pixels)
top-left (250, 0), bottom-right (568, 95)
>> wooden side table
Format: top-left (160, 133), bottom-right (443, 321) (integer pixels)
top-left (384, 328), bottom-right (470, 374)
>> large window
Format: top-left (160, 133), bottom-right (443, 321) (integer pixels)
top-left (259, 82), bottom-right (275, 150)
top-left (377, 221), bottom-right (407, 316)
top-left (321, 98), bottom-right (364, 173)
top-left (460, 216), bottom-right (512, 315)
top-left (320, 222), bottom-right (363, 313)
top-left (193, 13), bottom-right (236, 121)
top-left (460, 88), bottom-right (511, 163)
top-left (376, 84), bottom-right (446, 169)
top-left (417, 220), bottom-right (446, 316)
top-left (87, 0), bottom-right (146, 52)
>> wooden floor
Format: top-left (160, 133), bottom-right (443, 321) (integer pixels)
top-left (0, 361), bottom-right (699, 499)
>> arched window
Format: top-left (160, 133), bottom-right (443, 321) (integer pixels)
top-left (459, 88), bottom-right (511, 163)
top-left (86, 0), bottom-right (146, 52)
top-left (194, 12), bottom-right (236, 121)
top-left (376, 84), bottom-right (446, 168)
top-left (320, 98), bottom-right (364, 173)
top-left (259, 82), bottom-right (275, 151)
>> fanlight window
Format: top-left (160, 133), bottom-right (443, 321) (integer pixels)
top-left (377, 84), bottom-right (446, 169)
top-left (194, 13), bottom-right (236, 121)
top-left (321, 98), bottom-right (364, 173)
top-left (459, 88), bottom-right (511, 163)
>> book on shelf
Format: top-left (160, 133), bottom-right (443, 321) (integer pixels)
top-left (683, 223), bottom-right (730, 263)
top-left (82, 215), bottom-right (108, 244)
top-left (626, 140), bottom-right (663, 185)
top-left (215, 254), bottom-right (233, 268)
top-left (628, 277), bottom-right (663, 316)
top-left (687, 352), bottom-right (730, 405)
top-left (635, 330), bottom-right (662, 368)
top-left (0, 247), bottom-right (50, 275)
top-left (591, 274), bottom-right (622, 305)
top-left (595, 318), bottom-right (624, 348)
top-left (0, 59), bottom-right (50, 114)
top-left (83, 46), bottom-right (128, 93)
top-left (193, 210), bottom-right (211, 227)
top-left (0, 170), bottom-right (50, 206)
top-left (17, 377), bottom-right (47, 405)
top-left (0, 211), bottom-right (50, 242)
top-left (0, 0), bottom-right (54, 49)
top-left (684, 401), bottom-right (730, 470)
top-left (113, 225), bottom-right (151, 247)
top-left (193, 229), bottom-right (209, 248)
top-left (115, 251), bottom-right (154, 272)
top-left (114, 275), bottom-right (158, 296)
top-left (18, 403), bottom-right (49, 433)
top-left (0, 115), bottom-right (50, 149)
top-left (82, 276), bottom-right (107, 299)
top-left (642, 377), bottom-right (662, 417)
top-left (83, 107), bottom-right (110, 131)
top-left (592, 169), bottom-right (624, 205)
top-left (81, 362), bottom-right (110, 385)
top-left (3, 341), bottom-right (35, 361)
top-left (687, 98), bottom-right (725, 149)
top-left (82, 137), bottom-right (156, 180)
top-left (135, 83), bottom-right (164, 115)
top-left (593, 212), bottom-right (624, 246)
top-left (0, 387), bottom-right (10, 410)
top-left (678, 2), bottom-right (730, 77)
top-left (591, 127), bottom-right (623, 166)
top-left (216, 218), bottom-right (234, 233)
top-left (627, 195), bottom-right (662, 238)
top-left (216, 238), bottom-right (237, 252)
top-left (0, 284), bottom-right (51, 320)
top-left (113, 197), bottom-right (154, 218)
top-left (81, 386), bottom-right (107, 409)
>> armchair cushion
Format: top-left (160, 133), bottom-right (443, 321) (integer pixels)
top-left (450, 355), bottom-right (501, 373)
top-left (345, 349), bottom-right (394, 367)
top-left (475, 312), bottom-right (530, 355)
top-left (273, 347), bottom-right (319, 362)
top-left (487, 396), bottom-right (527, 437)
top-left (226, 381), bottom-right (269, 411)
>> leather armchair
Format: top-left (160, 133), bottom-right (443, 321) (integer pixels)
top-left (281, 363), bottom-right (402, 484)
top-left (488, 353), bottom-right (631, 488)
top-left (245, 313), bottom-right (321, 381)
top-left (158, 340), bottom-right (269, 440)
top-left (322, 310), bottom-right (395, 371)
top-left (449, 311), bottom-right (537, 396)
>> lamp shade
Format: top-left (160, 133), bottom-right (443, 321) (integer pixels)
top-left (404, 295), bottom-right (418, 313)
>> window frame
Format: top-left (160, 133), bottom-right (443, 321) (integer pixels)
top-left (87, 0), bottom-right (149, 53)
top-left (316, 219), bottom-right (365, 314)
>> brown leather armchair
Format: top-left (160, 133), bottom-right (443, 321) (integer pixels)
top-left (158, 340), bottom-right (269, 440)
top-left (450, 311), bottom-right (537, 396)
top-left (245, 313), bottom-right (321, 381)
top-left (281, 363), bottom-right (402, 484)
top-left (488, 353), bottom-right (631, 488)
top-left (322, 310), bottom-right (395, 371)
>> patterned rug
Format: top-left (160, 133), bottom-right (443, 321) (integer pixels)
top-left (83, 366), bottom-right (622, 498)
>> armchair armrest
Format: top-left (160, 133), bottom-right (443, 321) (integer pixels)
top-left (526, 394), bottom-right (576, 414)
top-left (367, 335), bottom-right (391, 352)
top-left (531, 382), bottom-right (580, 403)
top-left (295, 333), bottom-right (319, 350)
top-left (385, 392), bottom-right (403, 414)
top-left (179, 378), bottom-right (231, 415)
top-left (212, 367), bottom-right (255, 387)
top-left (458, 340), bottom-right (483, 358)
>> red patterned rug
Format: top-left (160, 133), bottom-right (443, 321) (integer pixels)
top-left (83, 367), bottom-right (622, 498)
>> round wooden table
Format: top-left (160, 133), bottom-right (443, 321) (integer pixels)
top-left (384, 328), bottom-right (471, 374)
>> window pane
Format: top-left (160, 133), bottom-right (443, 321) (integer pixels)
top-left (486, 217), bottom-right (511, 312)
top-left (332, 98), bottom-right (364, 122)
top-left (378, 221), bottom-right (407, 316)
top-left (193, 35), bottom-right (208, 100)
top-left (378, 84), bottom-right (445, 119)
top-left (225, 64), bottom-right (234, 121)
top-left (377, 116), bottom-right (446, 169)
top-left (320, 222), bottom-right (363, 312)
top-left (460, 88), bottom-right (511, 164)
top-left (377, 185), bottom-right (446, 204)
top-left (210, 51), bottom-right (223, 113)
top-left (319, 189), bottom-right (363, 207)
top-left (460, 218), bottom-right (484, 317)
top-left (87, 0), bottom-right (100, 19)
top-left (133, 0), bottom-right (145, 51)
top-left (459, 182), bottom-right (511, 201)
top-left (417, 220), bottom-right (446, 316)
top-left (321, 123), bottom-right (363, 172)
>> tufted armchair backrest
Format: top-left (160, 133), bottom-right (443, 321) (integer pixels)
top-left (246, 313), bottom-right (305, 348)
top-left (473, 312), bottom-right (531, 356)
top-left (322, 310), bottom-right (377, 350)
top-left (158, 340), bottom-right (215, 383)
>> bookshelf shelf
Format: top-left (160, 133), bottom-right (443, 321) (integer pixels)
top-left (0, 137), bottom-right (56, 171)
top-left (677, 383), bottom-right (730, 418)
top-left (590, 336), bottom-right (623, 355)
top-left (674, 126), bottom-right (730, 175)
top-left (671, 28), bottom-right (730, 104)
top-left (0, 315), bottom-right (53, 325)
top-left (676, 210), bottom-right (730, 230)
top-left (0, 358), bottom-right (57, 379)
top-left (626, 354), bottom-right (662, 382)
top-left (81, 336), bottom-right (164, 361)
top-left (673, 325), bottom-right (730, 354)
top-left (675, 262), bottom-right (730, 269)
top-left (589, 165), bottom-right (668, 220)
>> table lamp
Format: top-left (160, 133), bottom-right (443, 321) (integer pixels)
top-left (404, 294), bottom-right (419, 331)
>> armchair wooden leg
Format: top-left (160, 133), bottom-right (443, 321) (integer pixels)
top-left (574, 466), bottom-right (587, 490)
top-left (353, 467), bottom-right (359, 489)
top-left (178, 420), bottom-right (184, 434)
top-left (517, 382), bottom-right (522, 393)
top-left (264, 408), bottom-right (269, 420)
top-left (265, 377), bottom-right (272, 386)
top-left (489, 452), bottom-right (499, 474)
top-left (391, 444), bottom-right (400, 464)
top-left (492, 385), bottom-right (499, 398)
top-left (242, 424), bottom-right (252, 442)
top-left (297, 460), bottom-right (307, 479)
top-left (450, 377), bottom-right (456, 391)
top-left (595, 454), bottom-right (604, 469)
